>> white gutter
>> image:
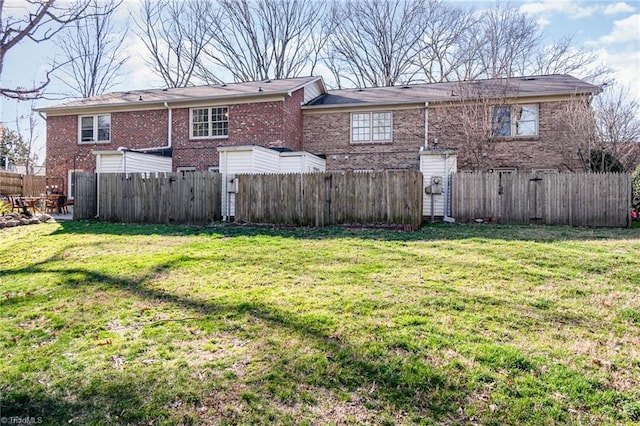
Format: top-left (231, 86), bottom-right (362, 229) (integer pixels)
top-left (137, 101), bottom-right (172, 151)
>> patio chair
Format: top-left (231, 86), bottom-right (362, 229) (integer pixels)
top-left (9, 196), bottom-right (27, 213)
top-left (45, 196), bottom-right (58, 214)
top-left (57, 195), bottom-right (68, 214)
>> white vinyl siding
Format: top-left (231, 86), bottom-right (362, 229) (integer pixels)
top-left (79, 114), bottom-right (111, 143)
top-left (303, 81), bottom-right (323, 104)
top-left (218, 145), bottom-right (326, 218)
top-left (190, 106), bottom-right (229, 139)
top-left (351, 112), bottom-right (392, 143)
top-left (280, 152), bottom-right (327, 173)
top-left (94, 151), bottom-right (172, 174)
top-left (420, 150), bottom-right (457, 218)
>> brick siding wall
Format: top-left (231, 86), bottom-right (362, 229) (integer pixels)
top-left (303, 107), bottom-right (426, 171)
top-left (45, 110), bottom-right (170, 194)
top-left (283, 88), bottom-right (304, 151)
top-left (46, 90), bottom-right (306, 190)
top-left (428, 100), bottom-right (584, 171)
top-left (303, 100), bottom-right (584, 172)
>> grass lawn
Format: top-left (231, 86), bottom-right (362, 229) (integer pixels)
top-left (1, 221), bottom-right (639, 425)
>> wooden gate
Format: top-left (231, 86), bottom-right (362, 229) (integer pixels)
top-left (453, 172), bottom-right (631, 227)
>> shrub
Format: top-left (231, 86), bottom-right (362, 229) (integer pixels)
top-left (632, 163), bottom-right (640, 214)
top-left (0, 199), bottom-right (12, 215)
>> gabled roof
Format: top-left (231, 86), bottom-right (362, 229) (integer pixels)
top-left (303, 74), bottom-right (600, 109)
top-left (35, 76), bottom-right (324, 113)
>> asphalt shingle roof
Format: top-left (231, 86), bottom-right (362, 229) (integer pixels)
top-left (35, 74), bottom-right (599, 113)
top-left (304, 74), bottom-right (600, 108)
top-left (36, 76), bottom-right (320, 112)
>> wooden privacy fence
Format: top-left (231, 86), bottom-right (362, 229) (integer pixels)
top-left (452, 172), bottom-right (631, 227)
top-left (0, 171), bottom-right (46, 196)
top-left (74, 172), bottom-right (97, 220)
top-left (235, 171), bottom-right (423, 228)
top-left (75, 172), bottom-right (222, 224)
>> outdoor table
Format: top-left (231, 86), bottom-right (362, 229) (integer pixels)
top-left (22, 196), bottom-right (45, 214)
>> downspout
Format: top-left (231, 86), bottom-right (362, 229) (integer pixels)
top-left (96, 155), bottom-right (100, 219)
top-left (165, 102), bottom-right (172, 149)
top-left (136, 102), bottom-right (172, 151)
top-left (424, 102), bottom-right (429, 149)
top-left (443, 152), bottom-right (456, 221)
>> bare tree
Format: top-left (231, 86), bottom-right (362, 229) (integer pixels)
top-left (556, 83), bottom-right (639, 172)
top-left (195, 0), bottom-right (329, 83)
top-left (0, 0), bottom-right (106, 99)
top-left (135, 0), bottom-right (216, 87)
top-left (326, 0), bottom-right (429, 87)
top-left (531, 35), bottom-right (611, 85)
top-left (593, 84), bottom-right (640, 172)
top-left (56, 0), bottom-right (128, 98)
top-left (14, 101), bottom-right (40, 174)
top-left (431, 79), bottom-right (518, 171)
top-left (411, 2), bottom-right (477, 83)
top-left (468, 3), bottom-right (541, 80)
top-left (556, 94), bottom-right (599, 171)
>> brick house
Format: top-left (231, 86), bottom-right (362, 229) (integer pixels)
top-left (35, 77), bottom-right (325, 196)
top-left (36, 74), bottom-right (599, 198)
top-left (303, 74), bottom-right (600, 172)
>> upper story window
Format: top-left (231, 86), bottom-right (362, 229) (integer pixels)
top-left (492, 104), bottom-right (538, 137)
top-left (190, 107), bottom-right (228, 139)
top-left (79, 114), bottom-right (110, 143)
top-left (351, 112), bottom-right (392, 143)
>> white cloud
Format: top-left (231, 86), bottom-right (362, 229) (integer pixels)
top-left (603, 2), bottom-right (636, 15)
top-left (519, 0), bottom-right (598, 19)
top-left (536, 16), bottom-right (552, 29)
top-left (599, 14), bottom-right (640, 44)
top-left (117, 34), bottom-right (166, 91)
top-left (595, 47), bottom-right (640, 103)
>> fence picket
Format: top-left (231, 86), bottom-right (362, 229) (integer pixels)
top-left (234, 171), bottom-right (423, 228)
top-left (452, 172), bottom-right (630, 227)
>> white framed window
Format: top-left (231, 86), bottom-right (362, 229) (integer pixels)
top-left (79, 114), bottom-right (111, 143)
top-left (492, 104), bottom-right (538, 137)
top-left (493, 167), bottom-right (517, 175)
top-left (351, 112), bottom-right (392, 143)
top-left (207, 166), bottom-right (220, 172)
top-left (177, 167), bottom-right (196, 176)
top-left (190, 107), bottom-right (228, 139)
top-left (533, 168), bottom-right (558, 175)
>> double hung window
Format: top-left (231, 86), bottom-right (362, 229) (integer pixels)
top-left (492, 104), bottom-right (538, 137)
top-left (79, 114), bottom-right (111, 143)
top-left (351, 112), bottom-right (392, 143)
top-left (190, 107), bottom-right (229, 139)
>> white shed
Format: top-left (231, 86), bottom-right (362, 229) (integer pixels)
top-left (93, 150), bottom-right (172, 174)
top-left (218, 145), bottom-right (326, 219)
top-left (280, 151), bottom-right (326, 173)
top-left (420, 149), bottom-right (457, 220)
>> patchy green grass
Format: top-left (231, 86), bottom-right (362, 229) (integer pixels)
top-left (1, 221), bottom-right (639, 425)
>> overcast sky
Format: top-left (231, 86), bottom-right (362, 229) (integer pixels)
top-left (0, 0), bottom-right (639, 163)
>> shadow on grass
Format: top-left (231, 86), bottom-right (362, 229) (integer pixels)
top-left (1, 258), bottom-right (462, 423)
top-left (49, 220), bottom-right (640, 243)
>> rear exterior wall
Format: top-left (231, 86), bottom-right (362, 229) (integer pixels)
top-left (45, 89), bottom-right (305, 193)
top-left (45, 110), bottom-right (169, 194)
top-left (428, 100), bottom-right (584, 172)
top-left (302, 107), bottom-right (426, 171)
top-left (302, 99), bottom-right (584, 173)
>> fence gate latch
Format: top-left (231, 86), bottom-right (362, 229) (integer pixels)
top-left (529, 177), bottom-right (543, 182)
